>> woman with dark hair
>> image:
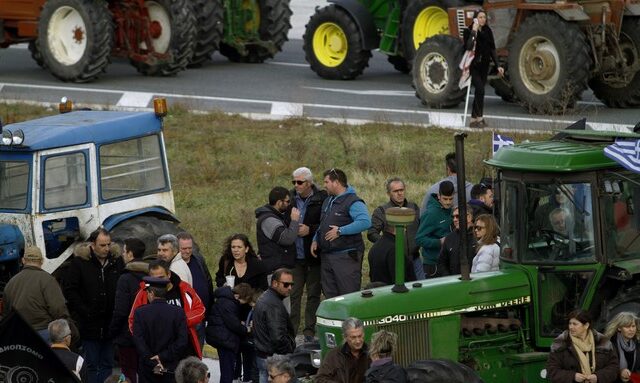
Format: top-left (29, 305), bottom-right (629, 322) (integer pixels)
top-left (547, 309), bottom-right (619, 383)
top-left (471, 214), bottom-right (500, 273)
top-left (605, 312), bottom-right (640, 382)
top-left (463, 9), bottom-right (504, 128)
top-left (215, 234), bottom-right (268, 291)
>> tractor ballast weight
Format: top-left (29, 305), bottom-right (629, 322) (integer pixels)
top-left (303, 0), bottom-right (460, 79)
top-left (0, 0), bottom-right (292, 82)
top-left (412, 0), bottom-right (640, 113)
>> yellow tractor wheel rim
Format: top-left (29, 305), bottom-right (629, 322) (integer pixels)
top-left (313, 22), bottom-right (348, 67)
top-left (413, 6), bottom-right (449, 49)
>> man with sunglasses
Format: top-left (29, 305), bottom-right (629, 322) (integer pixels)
top-left (311, 168), bottom-right (371, 298)
top-left (256, 186), bottom-right (301, 274)
top-left (289, 167), bottom-right (327, 343)
top-left (253, 268), bottom-right (296, 383)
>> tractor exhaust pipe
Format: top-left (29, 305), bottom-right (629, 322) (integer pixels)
top-left (455, 133), bottom-right (471, 281)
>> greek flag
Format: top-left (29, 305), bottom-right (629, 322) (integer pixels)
top-left (493, 133), bottom-right (515, 156)
top-left (604, 139), bottom-right (640, 173)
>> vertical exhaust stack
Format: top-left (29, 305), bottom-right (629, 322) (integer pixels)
top-left (455, 133), bottom-right (471, 281)
top-left (386, 206), bottom-right (416, 293)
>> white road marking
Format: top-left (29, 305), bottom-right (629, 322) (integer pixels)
top-left (304, 86), bottom-right (415, 96)
top-left (271, 102), bottom-right (304, 116)
top-left (268, 61), bottom-right (309, 68)
top-left (116, 92), bottom-right (154, 108)
top-left (0, 82), bottom-right (632, 132)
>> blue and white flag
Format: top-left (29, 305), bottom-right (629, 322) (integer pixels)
top-left (604, 139), bottom-right (640, 173)
top-left (493, 133), bottom-right (515, 156)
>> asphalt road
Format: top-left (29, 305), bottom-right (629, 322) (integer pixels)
top-left (0, 0), bottom-right (637, 132)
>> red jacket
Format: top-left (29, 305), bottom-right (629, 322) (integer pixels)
top-left (129, 279), bottom-right (205, 358)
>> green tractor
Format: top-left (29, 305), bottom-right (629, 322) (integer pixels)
top-left (412, 0), bottom-right (640, 113)
top-left (303, 0), bottom-right (461, 80)
top-left (312, 124), bottom-right (640, 381)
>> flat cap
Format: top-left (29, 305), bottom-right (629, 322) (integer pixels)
top-left (23, 246), bottom-right (43, 262)
top-left (143, 276), bottom-right (169, 289)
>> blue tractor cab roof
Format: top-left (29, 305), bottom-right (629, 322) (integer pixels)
top-left (0, 111), bottom-right (163, 151)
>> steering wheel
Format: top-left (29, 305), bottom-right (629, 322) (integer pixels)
top-left (538, 228), bottom-right (584, 260)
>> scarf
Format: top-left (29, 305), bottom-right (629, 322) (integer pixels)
top-left (617, 333), bottom-right (637, 371)
top-left (570, 331), bottom-right (596, 375)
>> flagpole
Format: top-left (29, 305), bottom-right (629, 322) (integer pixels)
top-left (462, 83), bottom-right (472, 128)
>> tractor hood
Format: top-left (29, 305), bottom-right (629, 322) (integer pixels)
top-left (317, 269), bottom-right (532, 326)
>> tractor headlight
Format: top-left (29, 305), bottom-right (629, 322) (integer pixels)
top-left (1, 130), bottom-right (12, 146)
top-left (12, 130), bottom-right (24, 146)
top-left (325, 332), bottom-right (336, 348)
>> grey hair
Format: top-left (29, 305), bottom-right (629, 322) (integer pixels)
top-left (48, 318), bottom-right (71, 343)
top-left (342, 317), bottom-right (364, 336)
top-left (266, 354), bottom-right (296, 378)
top-left (175, 356), bottom-right (208, 383)
top-left (385, 177), bottom-right (405, 193)
top-left (292, 167), bottom-right (313, 182)
top-left (604, 311), bottom-right (640, 340)
top-left (157, 234), bottom-right (178, 252)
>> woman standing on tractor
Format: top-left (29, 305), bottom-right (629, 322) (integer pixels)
top-left (463, 9), bottom-right (504, 128)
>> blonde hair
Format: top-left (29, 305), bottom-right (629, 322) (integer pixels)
top-left (604, 311), bottom-right (640, 340)
top-left (369, 330), bottom-right (398, 359)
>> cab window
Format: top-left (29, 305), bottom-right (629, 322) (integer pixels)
top-left (43, 152), bottom-right (88, 210)
top-left (0, 161), bottom-right (29, 210)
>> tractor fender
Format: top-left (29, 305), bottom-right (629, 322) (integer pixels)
top-left (101, 207), bottom-right (180, 231)
top-left (328, 0), bottom-right (380, 50)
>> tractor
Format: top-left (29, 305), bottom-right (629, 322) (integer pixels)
top-left (412, 0), bottom-right (640, 113)
top-left (0, 99), bottom-right (186, 292)
top-left (309, 124), bottom-right (640, 381)
top-left (0, 0), bottom-right (292, 82)
top-left (302, 0), bottom-right (463, 80)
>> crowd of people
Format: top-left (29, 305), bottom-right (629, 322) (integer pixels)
top-left (2, 156), bottom-right (638, 383)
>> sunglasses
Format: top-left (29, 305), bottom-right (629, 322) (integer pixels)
top-left (292, 180), bottom-right (307, 185)
top-left (474, 225), bottom-right (486, 231)
top-left (278, 281), bottom-right (294, 288)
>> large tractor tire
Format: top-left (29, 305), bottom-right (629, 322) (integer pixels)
top-left (131, 0), bottom-right (197, 76)
top-left (37, 0), bottom-right (113, 82)
top-left (110, 215), bottom-right (183, 259)
top-left (413, 35), bottom-right (465, 108)
top-left (28, 41), bottom-right (46, 69)
top-left (303, 4), bottom-right (372, 80)
top-left (219, 0), bottom-right (292, 63)
top-left (188, 0), bottom-right (224, 67)
top-left (388, 55), bottom-right (411, 73)
top-left (407, 359), bottom-right (484, 383)
top-left (507, 13), bottom-right (591, 114)
top-left (589, 18), bottom-right (640, 108)
top-left (401, 0), bottom-right (458, 71)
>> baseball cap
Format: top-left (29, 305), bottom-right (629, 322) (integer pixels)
top-left (143, 276), bottom-right (169, 289)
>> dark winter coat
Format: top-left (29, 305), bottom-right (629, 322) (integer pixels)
top-left (368, 232), bottom-right (416, 285)
top-left (205, 286), bottom-right (248, 353)
top-left (610, 332), bottom-right (640, 380)
top-left (215, 255), bottom-right (268, 291)
top-left (255, 205), bottom-right (298, 271)
top-left (289, 185), bottom-right (328, 264)
top-left (365, 358), bottom-right (408, 383)
top-left (187, 252), bottom-right (214, 313)
top-left (469, 199), bottom-right (493, 219)
top-left (368, 199), bottom-right (420, 259)
top-left (253, 287), bottom-right (295, 356)
top-left (108, 260), bottom-right (149, 346)
top-left (547, 329), bottom-right (619, 383)
top-left (315, 342), bottom-right (370, 383)
top-left (438, 228), bottom-right (477, 276)
top-left (463, 24), bottom-right (499, 68)
top-left (64, 243), bottom-right (124, 340)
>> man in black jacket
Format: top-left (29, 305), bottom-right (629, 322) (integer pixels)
top-left (469, 183), bottom-right (495, 220)
top-left (108, 238), bottom-right (147, 383)
top-left (253, 268), bottom-right (296, 383)
top-left (255, 187), bottom-right (300, 274)
top-left (438, 205), bottom-right (478, 276)
top-left (289, 167), bottom-right (327, 342)
top-left (64, 227), bottom-right (124, 383)
top-left (368, 226), bottom-right (416, 286)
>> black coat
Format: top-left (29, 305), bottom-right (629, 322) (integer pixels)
top-left (188, 252), bottom-right (215, 313)
top-left (610, 332), bottom-right (640, 380)
top-left (438, 228), bottom-right (477, 276)
top-left (365, 359), bottom-right (408, 383)
top-left (253, 288), bottom-right (295, 356)
top-left (463, 24), bottom-right (499, 69)
top-left (547, 329), bottom-right (619, 383)
top-left (108, 260), bottom-right (149, 346)
top-left (215, 255), bottom-right (268, 291)
top-left (133, 299), bottom-right (188, 381)
top-left (205, 286), bottom-right (248, 353)
top-left (64, 246), bottom-right (124, 340)
top-left (368, 232), bottom-right (416, 285)
top-left (289, 185), bottom-right (328, 264)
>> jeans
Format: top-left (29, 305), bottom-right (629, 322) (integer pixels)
top-left (413, 257), bottom-right (425, 280)
top-left (256, 356), bottom-right (268, 383)
top-left (82, 339), bottom-right (114, 383)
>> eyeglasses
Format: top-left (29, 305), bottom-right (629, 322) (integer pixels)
top-left (292, 180), bottom-right (307, 185)
top-left (474, 225), bottom-right (486, 231)
top-left (277, 281), bottom-right (294, 288)
top-left (269, 372), bottom-right (286, 379)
